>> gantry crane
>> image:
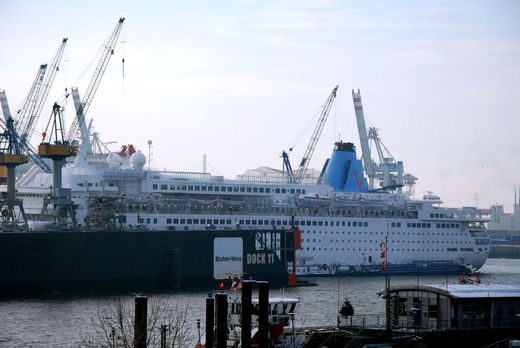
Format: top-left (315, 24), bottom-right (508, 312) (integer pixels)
top-left (351, 89), bottom-right (417, 194)
top-left (66, 18), bottom-right (125, 149)
top-left (38, 103), bottom-right (77, 225)
top-left (285, 85), bottom-right (338, 182)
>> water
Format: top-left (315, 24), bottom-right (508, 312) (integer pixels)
top-left (0, 258), bottom-right (519, 347)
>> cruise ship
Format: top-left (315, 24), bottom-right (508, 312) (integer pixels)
top-left (16, 128), bottom-right (490, 274)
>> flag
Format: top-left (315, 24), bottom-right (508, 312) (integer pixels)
top-left (231, 280), bottom-right (242, 290)
top-left (380, 250), bottom-right (386, 259)
top-left (381, 260), bottom-right (386, 270)
top-left (219, 282), bottom-right (224, 289)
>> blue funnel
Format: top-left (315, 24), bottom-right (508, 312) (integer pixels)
top-left (325, 142), bottom-right (368, 192)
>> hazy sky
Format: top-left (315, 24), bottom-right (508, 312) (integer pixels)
top-left (1, 0), bottom-right (519, 210)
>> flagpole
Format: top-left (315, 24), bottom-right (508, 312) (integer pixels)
top-left (384, 219), bottom-right (391, 335)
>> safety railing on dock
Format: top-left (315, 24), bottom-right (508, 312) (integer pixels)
top-left (341, 317), bottom-right (520, 332)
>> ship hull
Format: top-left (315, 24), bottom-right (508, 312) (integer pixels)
top-left (0, 229), bottom-right (289, 297)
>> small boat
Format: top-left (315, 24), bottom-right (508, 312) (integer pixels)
top-left (195, 296), bottom-right (300, 348)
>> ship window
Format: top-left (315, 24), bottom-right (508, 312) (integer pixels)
top-left (391, 222), bottom-right (395, 227)
top-left (227, 187), bottom-right (232, 192)
top-left (188, 185), bottom-right (193, 190)
top-left (170, 185), bottom-right (175, 190)
top-left (283, 221), bottom-right (288, 226)
top-left (153, 184), bottom-right (158, 189)
top-left (252, 220), bottom-right (257, 225)
top-left (181, 185), bottom-right (187, 190)
top-left (259, 187), bottom-right (264, 193)
top-left (275, 188), bottom-right (280, 193)
top-left (296, 189), bottom-right (301, 194)
top-left (264, 220), bottom-right (269, 225)
top-left (318, 221), bottom-right (323, 226)
top-left (277, 220), bottom-right (282, 225)
top-left (325, 221), bottom-right (328, 226)
top-left (430, 213), bottom-right (434, 218)
top-left (303, 189), bottom-right (306, 194)
top-left (214, 219), bottom-right (218, 224)
top-left (312, 221), bottom-right (317, 226)
top-left (266, 188), bottom-right (270, 193)
top-left (221, 186), bottom-right (226, 191)
top-left (208, 186), bottom-right (213, 191)
top-left (220, 219), bottom-right (225, 224)
top-left (234, 186), bottom-right (239, 192)
top-left (187, 219), bottom-right (192, 224)
top-left (174, 219), bottom-right (179, 224)
top-left (194, 219), bottom-right (199, 224)
top-left (215, 186), bottom-right (220, 191)
top-left (412, 223), bottom-right (416, 228)
top-left (259, 220), bottom-right (263, 225)
top-left (227, 220), bottom-right (232, 224)
top-left (407, 223), bottom-right (411, 228)
top-left (364, 222), bottom-right (368, 227)
top-left (427, 223), bottom-right (431, 228)
top-left (282, 189), bottom-right (286, 193)
top-left (201, 186), bottom-right (207, 191)
top-left (353, 222), bottom-right (357, 227)
top-left (246, 220), bottom-right (250, 224)
top-left (167, 218), bottom-right (172, 224)
top-left (240, 187), bottom-right (245, 192)
top-left (180, 218), bottom-right (186, 224)
top-left (290, 189), bottom-right (295, 194)
top-left (342, 222), bottom-right (345, 226)
top-left (201, 219), bottom-right (206, 224)
top-left (397, 223), bottom-right (401, 227)
top-left (160, 184), bottom-right (167, 190)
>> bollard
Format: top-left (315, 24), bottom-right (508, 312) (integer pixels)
top-left (206, 294), bottom-right (215, 348)
top-left (215, 293), bottom-right (228, 348)
top-left (241, 280), bottom-right (255, 348)
top-left (258, 281), bottom-right (269, 348)
top-left (134, 295), bottom-right (148, 348)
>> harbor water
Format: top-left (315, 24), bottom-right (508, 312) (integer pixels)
top-left (0, 258), bottom-right (519, 347)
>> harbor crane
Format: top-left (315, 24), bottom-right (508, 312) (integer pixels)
top-left (38, 103), bottom-right (77, 225)
top-left (0, 89), bottom-right (51, 176)
top-left (66, 18), bottom-right (125, 149)
top-left (283, 85), bottom-right (339, 182)
top-left (352, 89), bottom-right (417, 194)
top-left (0, 116), bottom-right (28, 228)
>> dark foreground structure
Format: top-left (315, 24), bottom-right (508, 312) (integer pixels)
top-left (0, 228), bottom-right (294, 296)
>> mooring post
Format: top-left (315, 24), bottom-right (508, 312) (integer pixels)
top-left (241, 280), bottom-right (254, 348)
top-left (258, 281), bottom-right (269, 347)
top-left (134, 295), bottom-right (148, 348)
top-left (206, 294), bottom-right (215, 348)
top-left (215, 292), bottom-right (228, 348)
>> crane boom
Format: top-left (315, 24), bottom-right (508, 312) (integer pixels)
top-left (66, 18), bottom-right (125, 143)
top-left (4, 68), bottom-right (53, 173)
top-left (352, 89), bottom-right (374, 188)
top-left (14, 64), bottom-right (47, 135)
top-left (297, 85), bottom-right (339, 179)
top-left (19, 38), bottom-right (68, 144)
top-left (0, 90), bottom-right (12, 121)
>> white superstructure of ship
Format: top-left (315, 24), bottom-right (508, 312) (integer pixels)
top-left (15, 88), bottom-right (490, 274)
